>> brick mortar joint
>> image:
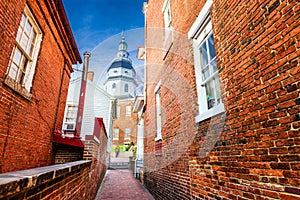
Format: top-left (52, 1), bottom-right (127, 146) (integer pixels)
top-left (0, 160), bottom-right (91, 198)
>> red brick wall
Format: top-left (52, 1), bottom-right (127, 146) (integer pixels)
top-left (54, 147), bottom-right (83, 164)
top-left (0, 0), bottom-right (79, 173)
top-left (83, 138), bottom-right (107, 199)
top-left (0, 161), bottom-right (94, 200)
top-left (144, 0), bottom-right (300, 199)
top-left (84, 118), bottom-right (108, 199)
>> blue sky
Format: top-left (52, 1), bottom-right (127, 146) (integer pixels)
top-left (63, 0), bottom-right (145, 55)
top-left (62, 0), bottom-right (145, 86)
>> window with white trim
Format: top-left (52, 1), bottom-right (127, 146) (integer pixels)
top-left (124, 128), bottom-right (130, 139)
top-left (5, 5), bottom-right (42, 97)
top-left (113, 128), bottom-right (119, 140)
top-left (126, 106), bottom-right (131, 116)
top-left (188, 0), bottom-right (224, 122)
top-left (155, 82), bottom-right (162, 141)
top-left (162, 0), bottom-right (173, 47)
top-left (63, 104), bottom-right (78, 131)
top-left (162, 0), bottom-right (171, 31)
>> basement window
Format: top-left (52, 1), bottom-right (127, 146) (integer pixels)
top-left (4, 5), bottom-right (42, 100)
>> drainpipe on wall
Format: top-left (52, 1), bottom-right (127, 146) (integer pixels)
top-left (75, 51), bottom-right (91, 138)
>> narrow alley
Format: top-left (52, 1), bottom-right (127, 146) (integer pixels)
top-left (1, 0), bottom-right (300, 199)
top-left (95, 169), bottom-right (154, 200)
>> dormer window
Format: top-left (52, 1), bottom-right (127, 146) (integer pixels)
top-left (114, 70), bottom-right (118, 73)
top-left (112, 83), bottom-right (116, 89)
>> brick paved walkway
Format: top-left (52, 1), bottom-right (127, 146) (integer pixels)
top-left (95, 169), bottom-right (154, 200)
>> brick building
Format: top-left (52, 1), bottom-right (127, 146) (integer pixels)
top-left (0, 0), bottom-right (81, 173)
top-left (143, 0), bottom-right (300, 199)
top-left (112, 99), bottom-right (138, 147)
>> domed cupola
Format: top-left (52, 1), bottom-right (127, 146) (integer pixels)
top-left (117, 35), bottom-right (129, 58)
top-left (104, 33), bottom-right (138, 99)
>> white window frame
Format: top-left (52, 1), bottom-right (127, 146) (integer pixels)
top-left (113, 128), bottom-right (119, 140)
top-left (162, 0), bottom-right (173, 48)
top-left (162, 0), bottom-right (171, 30)
top-left (188, 0), bottom-right (224, 123)
top-left (154, 81), bottom-right (162, 141)
top-left (5, 5), bottom-right (42, 97)
top-left (126, 106), bottom-right (131, 116)
top-left (63, 104), bottom-right (78, 131)
top-left (124, 128), bottom-right (131, 140)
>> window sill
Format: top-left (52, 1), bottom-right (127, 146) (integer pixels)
top-left (195, 103), bottom-right (225, 123)
top-left (3, 76), bottom-right (32, 101)
top-left (155, 136), bottom-right (162, 142)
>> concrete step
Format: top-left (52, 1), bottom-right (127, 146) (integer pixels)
top-left (109, 162), bottom-right (129, 169)
top-left (111, 151), bottom-right (133, 158)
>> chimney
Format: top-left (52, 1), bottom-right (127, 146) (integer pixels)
top-left (87, 71), bottom-right (94, 82)
top-left (75, 51), bottom-right (91, 138)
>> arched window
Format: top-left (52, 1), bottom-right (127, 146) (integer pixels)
top-left (112, 83), bottom-right (116, 89)
top-left (124, 84), bottom-right (128, 92)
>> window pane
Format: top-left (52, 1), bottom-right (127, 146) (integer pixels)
top-left (18, 57), bottom-right (28, 84)
top-left (205, 80), bottom-right (215, 109)
top-left (26, 43), bottom-right (32, 56)
top-left (211, 59), bottom-right (218, 73)
top-left (28, 30), bottom-right (37, 56)
top-left (199, 42), bottom-right (208, 67)
top-left (215, 76), bottom-right (222, 105)
top-left (203, 66), bottom-right (210, 80)
top-left (9, 64), bottom-right (18, 79)
top-left (20, 14), bottom-right (26, 27)
top-left (19, 71), bottom-right (26, 84)
top-left (13, 48), bottom-right (22, 65)
top-left (16, 27), bottom-right (23, 42)
top-left (20, 34), bottom-right (29, 51)
top-left (20, 57), bottom-right (28, 72)
top-left (208, 34), bottom-right (216, 59)
top-left (25, 20), bottom-right (32, 35)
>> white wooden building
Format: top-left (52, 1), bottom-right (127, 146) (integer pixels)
top-left (62, 75), bottom-right (116, 149)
